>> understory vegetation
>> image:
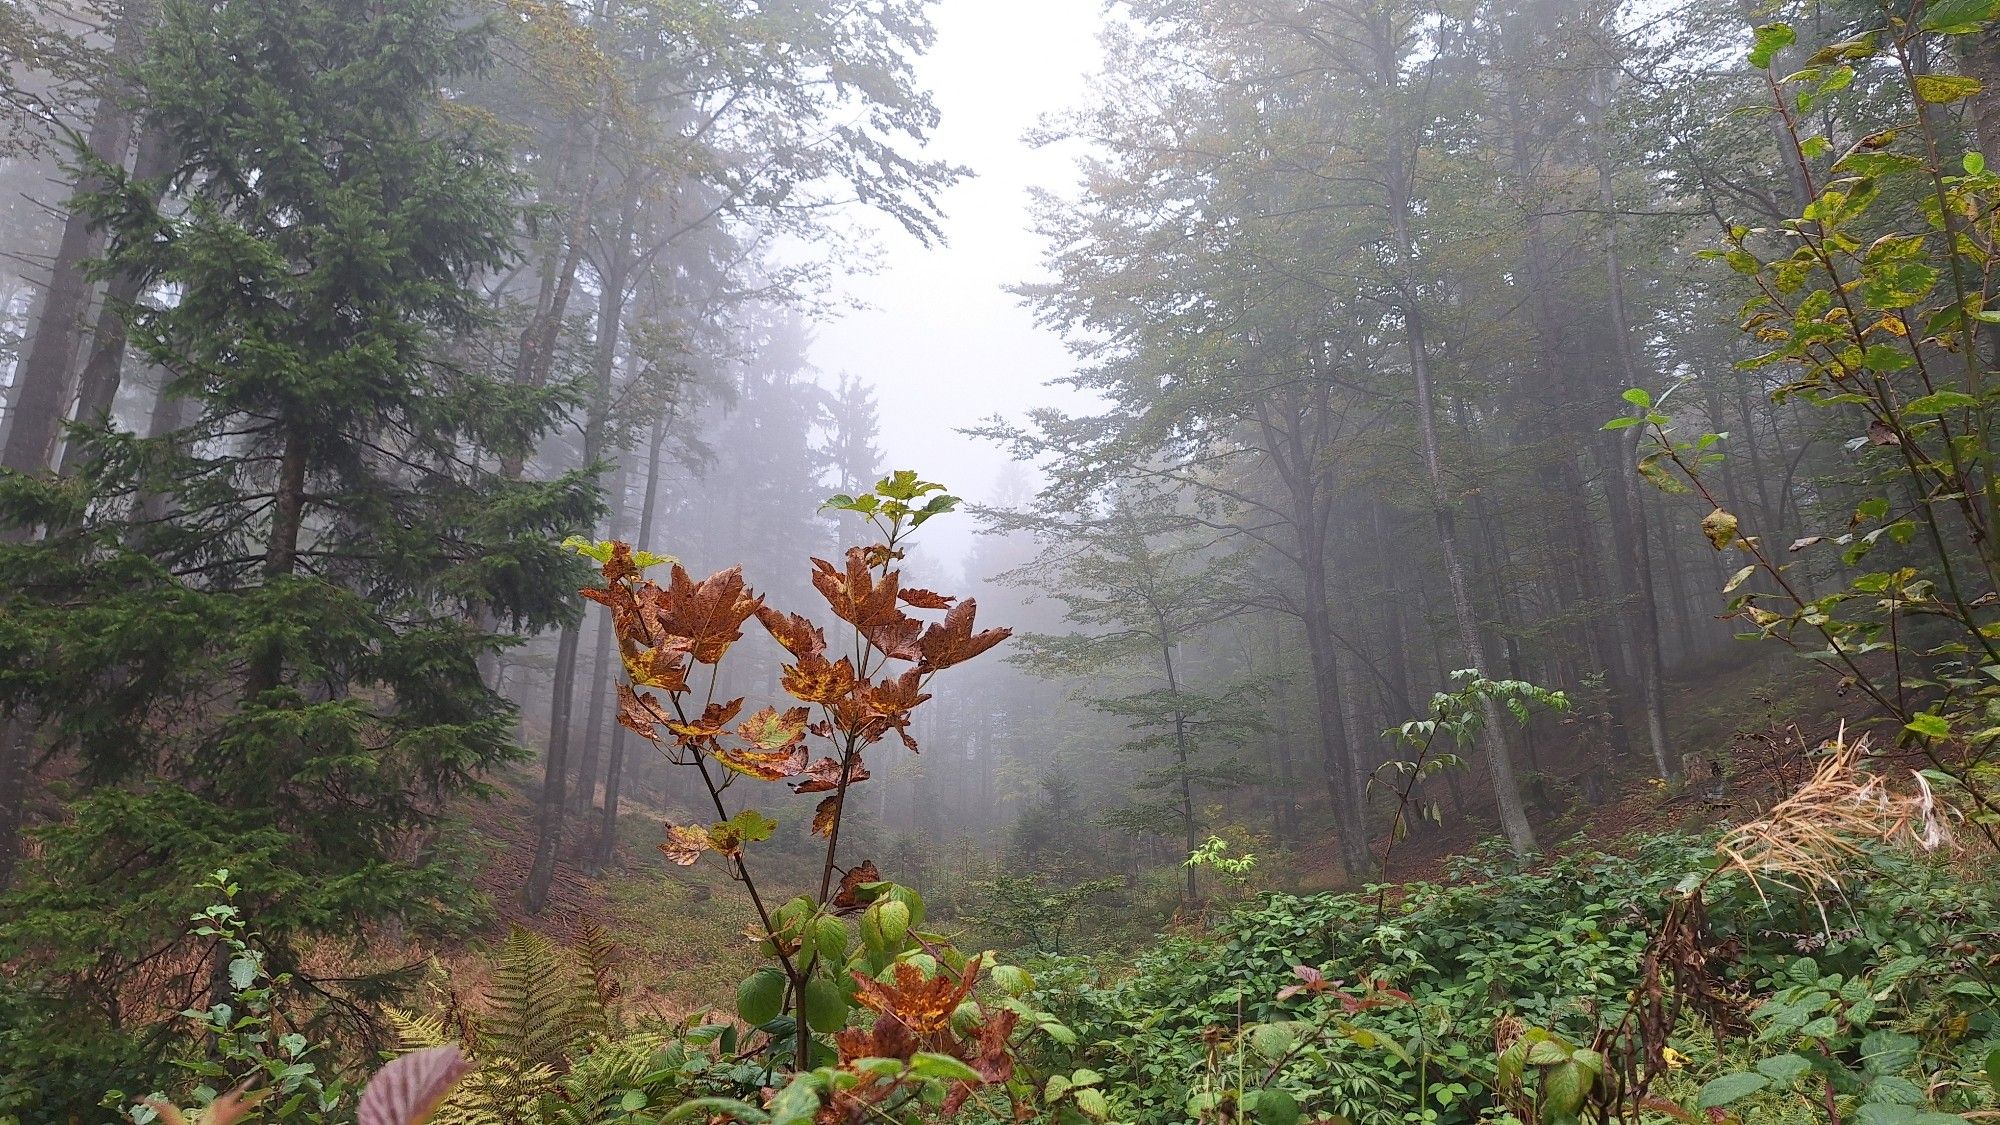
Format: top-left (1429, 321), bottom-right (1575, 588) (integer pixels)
top-left (4, 0), bottom-right (2000, 1120)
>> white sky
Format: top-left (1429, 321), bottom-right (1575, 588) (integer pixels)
top-left (807, 0), bottom-right (1109, 568)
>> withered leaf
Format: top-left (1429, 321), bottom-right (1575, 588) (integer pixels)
top-left (812, 794), bottom-right (841, 837)
top-left (665, 697), bottom-right (745, 744)
top-left (898, 587), bottom-right (955, 609)
top-left (714, 743), bottom-right (807, 781)
top-left (917, 599), bottom-right (1011, 671)
top-left (754, 605), bottom-right (826, 659)
top-left (864, 616), bottom-right (925, 662)
top-left (832, 860), bottom-right (880, 912)
top-left (782, 653), bottom-right (857, 705)
top-left (654, 565), bottom-right (763, 664)
top-left (811, 548), bottom-right (905, 629)
top-left (617, 684), bottom-right (665, 743)
top-left (623, 641), bottom-right (691, 693)
top-left (851, 961), bottom-right (979, 1035)
top-left (602, 541), bottom-right (641, 584)
top-left (793, 755), bottom-right (869, 794)
top-left (659, 823), bottom-right (710, 866)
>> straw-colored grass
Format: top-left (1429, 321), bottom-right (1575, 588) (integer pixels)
top-left (1715, 724), bottom-right (1950, 900)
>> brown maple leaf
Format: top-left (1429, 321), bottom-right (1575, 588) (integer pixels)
top-left (831, 860), bottom-right (880, 913)
top-left (782, 653), bottom-right (857, 705)
top-left (653, 565), bottom-right (764, 664)
top-left (812, 794), bottom-right (841, 837)
top-left (917, 600), bottom-right (1010, 672)
top-left (755, 606), bottom-right (827, 660)
top-left (665, 698), bottom-right (746, 745)
top-left (738, 705), bottom-right (809, 749)
top-left (862, 669), bottom-right (930, 750)
top-left (835, 1016), bottom-right (919, 1064)
top-left (715, 744), bottom-right (807, 781)
top-left (617, 684), bottom-right (666, 743)
top-left (659, 823), bottom-right (709, 866)
top-left (623, 641), bottom-right (691, 693)
top-left (793, 755), bottom-right (869, 794)
top-left (810, 548), bottom-right (905, 630)
top-left (863, 616), bottom-right (925, 662)
top-left (898, 587), bottom-right (956, 609)
top-left (851, 961), bottom-right (978, 1036)
top-left (602, 541), bottom-right (641, 584)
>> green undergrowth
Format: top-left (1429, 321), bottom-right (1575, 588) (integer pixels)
top-left (1006, 833), bottom-right (2000, 1124)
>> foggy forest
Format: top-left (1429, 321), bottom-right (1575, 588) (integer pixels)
top-left (2, 0), bottom-right (1999, 1122)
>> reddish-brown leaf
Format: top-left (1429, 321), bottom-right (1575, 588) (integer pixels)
top-left (623, 642), bottom-right (691, 693)
top-left (715, 744), bottom-right (807, 781)
top-left (898, 587), bottom-right (955, 610)
top-left (851, 961), bottom-right (979, 1036)
top-left (812, 794), bottom-right (841, 837)
top-left (781, 653), bottom-right (857, 705)
top-left (832, 860), bottom-right (880, 913)
top-left (863, 670), bottom-right (930, 736)
top-left (659, 824), bottom-right (709, 866)
top-left (793, 756), bottom-right (869, 794)
top-left (755, 605), bottom-right (826, 660)
top-left (602, 541), bottom-right (641, 584)
top-left (616, 685), bottom-right (665, 743)
top-left (863, 616), bottom-right (925, 662)
top-left (665, 698), bottom-right (745, 745)
top-left (653, 565), bottom-right (763, 664)
top-left (835, 1015), bottom-right (918, 1064)
top-left (810, 548), bottom-right (905, 629)
top-left (917, 599), bottom-right (1010, 671)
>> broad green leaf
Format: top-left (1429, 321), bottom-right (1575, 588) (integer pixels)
top-left (1923, 0), bottom-right (1998, 29)
top-left (1696, 1071), bottom-right (1769, 1109)
top-left (907, 1052), bottom-right (981, 1083)
top-left (1756, 1053), bottom-right (1814, 1084)
top-left (1913, 74), bottom-right (1982, 103)
top-left (1902, 390), bottom-right (1980, 415)
top-left (1905, 712), bottom-right (1951, 739)
top-left (1751, 24), bottom-right (1797, 68)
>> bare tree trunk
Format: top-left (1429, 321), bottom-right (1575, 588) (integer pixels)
top-left (570, 459), bottom-right (628, 818)
top-left (0, 719), bottom-right (31, 889)
top-left (59, 124), bottom-right (177, 475)
top-left (1390, 187), bottom-right (1539, 860)
top-left (1, 8), bottom-right (150, 474)
top-left (1584, 66), bottom-right (1676, 780)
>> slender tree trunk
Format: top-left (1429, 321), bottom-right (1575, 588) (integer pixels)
top-left (1582, 67), bottom-right (1676, 780)
top-left (1, 8), bottom-right (148, 474)
top-left (0, 719), bottom-right (30, 889)
top-left (570, 459), bottom-right (629, 819)
top-left (58, 124), bottom-right (177, 476)
top-left (1158, 632), bottom-right (1198, 907)
top-left (1390, 190), bottom-right (1539, 859)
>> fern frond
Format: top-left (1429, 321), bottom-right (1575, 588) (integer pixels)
top-left (478, 926), bottom-right (590, 1071)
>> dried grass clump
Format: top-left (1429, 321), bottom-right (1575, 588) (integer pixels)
top-left (1716, 725), bottom-right (1951, 900)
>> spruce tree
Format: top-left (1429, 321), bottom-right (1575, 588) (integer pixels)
top-left (0, 0), bottom-right (594, 1106)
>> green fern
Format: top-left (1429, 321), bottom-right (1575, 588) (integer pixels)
top-left (384, 927), bottom-right (610, 1124)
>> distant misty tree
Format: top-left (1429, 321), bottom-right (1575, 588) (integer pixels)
top-left (820, 372), bottom-right (884, 496)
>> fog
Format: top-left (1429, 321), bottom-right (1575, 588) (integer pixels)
top-left (809, 0), bottom-right (1108, 569)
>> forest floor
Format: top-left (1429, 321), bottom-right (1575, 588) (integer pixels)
top-left (433, 648), bottom-right (1872, 1019)
top-left (1289, 648), bottom-right (1877, 892)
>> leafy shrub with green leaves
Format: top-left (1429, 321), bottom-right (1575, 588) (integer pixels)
top-left (1015, 833), bottom-right (2000, 1125)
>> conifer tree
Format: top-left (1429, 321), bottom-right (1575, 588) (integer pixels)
top-left (0, 0), bottom-right (594, 1105)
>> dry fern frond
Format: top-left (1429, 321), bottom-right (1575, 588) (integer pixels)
top-left (1716, 725), bottom-right (1951, 900)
